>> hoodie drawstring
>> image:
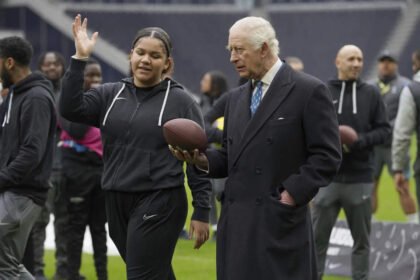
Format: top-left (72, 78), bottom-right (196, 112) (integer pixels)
top-left (158, 80), bottom-right (171, 127)
top-left (2, 88), bottom-right (14, 127)
top-left (102, 80), bottom-right (171, 127)
top-left (352, 81), bottom-right (357, 114)
top-left (337, 81), bottom-right (357, 115)
top-left (102, 83), bottom-right (126, 126)
top-left (338, 81), bottom-right (345, 115)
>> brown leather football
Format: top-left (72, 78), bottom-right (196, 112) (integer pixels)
top-left (163, 118), bottom-right (207, 152)
top-left (339, 125), bottom-right (358, 145)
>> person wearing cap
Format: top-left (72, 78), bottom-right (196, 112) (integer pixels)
top-left (393, 49), bottom-right (420, 219)
top-left (369, 51), bottom-right (417, 223)
top-left (59, 15), bottom-right (211, 279)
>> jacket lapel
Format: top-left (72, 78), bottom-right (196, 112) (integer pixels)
top-left (229, 81), bottom-right (252, 159)
top-left (231, 64), bottom-right (295, 166)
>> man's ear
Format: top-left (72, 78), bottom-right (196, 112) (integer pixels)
top-left (335, 57), bottom-right (340, 69)
top-left (5, 57), bottom-right (15, 70)
top-left (260, 42), bottom-right (270, 58)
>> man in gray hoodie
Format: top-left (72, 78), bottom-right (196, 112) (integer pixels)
top-left (393, 49), bottom-right (420, 214)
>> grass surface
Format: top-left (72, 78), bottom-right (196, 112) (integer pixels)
top-left (42, 140), bottom-right (417, 280)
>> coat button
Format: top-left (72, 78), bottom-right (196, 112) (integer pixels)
top-left (266, 137), bottom-right (273, 144)
top-left (256, 197), bottom-right (262, 205)
top-left (255, 167), bottom-right (262, 174)
top-left (228, 198), bottom-right (234, 204)
top-left (228, 137), bottom-right (233, 145)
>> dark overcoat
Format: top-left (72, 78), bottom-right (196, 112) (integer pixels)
top-left (206, 64), bottom-right (342, 280)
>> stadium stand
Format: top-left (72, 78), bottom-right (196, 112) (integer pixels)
top-left (0, 0), bottom-right (417, 91)
top-left (268, 5), bottom-right (402, 81)
top-left (400, 16), bottom-right (420, 77)
top-left (0, 6), bottom-right (124, 82)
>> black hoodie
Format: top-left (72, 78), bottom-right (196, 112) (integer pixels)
top-left (328, 79), bottom-right (390, 183)
top-left (60, 59), bottom-right (211, 222)
top-left (0, 72), bottom-right (57, 205)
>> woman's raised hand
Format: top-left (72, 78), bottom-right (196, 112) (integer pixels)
top-left (72, 14), bottom-right (98, 59)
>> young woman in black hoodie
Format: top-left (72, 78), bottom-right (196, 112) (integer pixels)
top-left (60, 14), bottom-right (211, 280)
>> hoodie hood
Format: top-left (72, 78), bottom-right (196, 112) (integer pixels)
top-left (102, 77), bottom-right (183, 127)
top-left (3, 72), bottom-right (54, 127)
top-left (120, 76), bottom-right (183, 91)
top-left (13, 72), bottom-right (54, 99)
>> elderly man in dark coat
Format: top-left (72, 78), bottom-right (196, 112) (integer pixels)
top-left (171, 16), bottom-right (342, 280)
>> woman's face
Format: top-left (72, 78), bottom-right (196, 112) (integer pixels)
top-left (130, 37), bottom-right (170, 88)
top-left (200, 73), bottom-right (212, 95)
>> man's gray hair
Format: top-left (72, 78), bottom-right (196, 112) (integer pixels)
top-left (230, 17), bottom-right (280, 56)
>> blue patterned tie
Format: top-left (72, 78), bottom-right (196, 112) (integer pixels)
top-left (250, 81), bottom-right (263, 116)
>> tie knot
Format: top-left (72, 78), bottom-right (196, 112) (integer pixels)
top-left (255, 80), bottom-right (262, 89)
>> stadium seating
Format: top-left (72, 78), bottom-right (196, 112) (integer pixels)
top-left (400, 16), bottom-right (420, 78)
top-left (269, 7), bottom-right (402, 82)
top-left (0, 6), bottom-right (124, 82)
top-left (0, 1), bottom-right (412, 90)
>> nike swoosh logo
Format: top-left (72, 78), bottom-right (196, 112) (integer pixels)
top-left (362, 195), bottom-right (370, 200)
top-left (328, 263), bottom-right (341, 269)
top-left (0, 222), bottom-right (11, 226)
top-left (143, 214), bottom-right (158, 221)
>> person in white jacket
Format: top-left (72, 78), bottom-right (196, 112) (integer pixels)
top-left (393, 49), bottom-right (420, 221)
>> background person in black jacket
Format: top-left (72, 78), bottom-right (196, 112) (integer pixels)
top-left (60, 15), bottom-right (211, 280)
top-left (60, 58), bottom-right (107, 280)
top-left (0, 36), bottom-right (57, 280)
top-left (31, 51), bottom-right (70, 280)
top-left (312, 45), bottom-right (391, 280)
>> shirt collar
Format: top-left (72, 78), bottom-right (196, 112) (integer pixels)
top-left (257, 58), bottom-right (282, 87)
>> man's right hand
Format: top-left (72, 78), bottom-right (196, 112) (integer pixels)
top-left (168, 145), bottom-right (209, 170)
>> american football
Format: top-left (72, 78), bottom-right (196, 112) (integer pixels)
top-left (163, 118), bottom-right (207, 152)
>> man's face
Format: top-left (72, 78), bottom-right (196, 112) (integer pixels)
top-left (412, 53), bottom-right (420, 74)
top-left (0, 58), bottom-right (13, 88)
top-left (228, 29), bottom-right (263, 80)
top-left (40, 53), bottom-right (63, 82)
top-left (83, 63), bottom-right (102, 91)
top-left (377, 59), bottom-right (397, 79)
top-left (336, 47), bottom-right (363, 81)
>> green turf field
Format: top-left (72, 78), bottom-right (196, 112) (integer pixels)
top-left (42, 140), bottom-right (417, 279)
